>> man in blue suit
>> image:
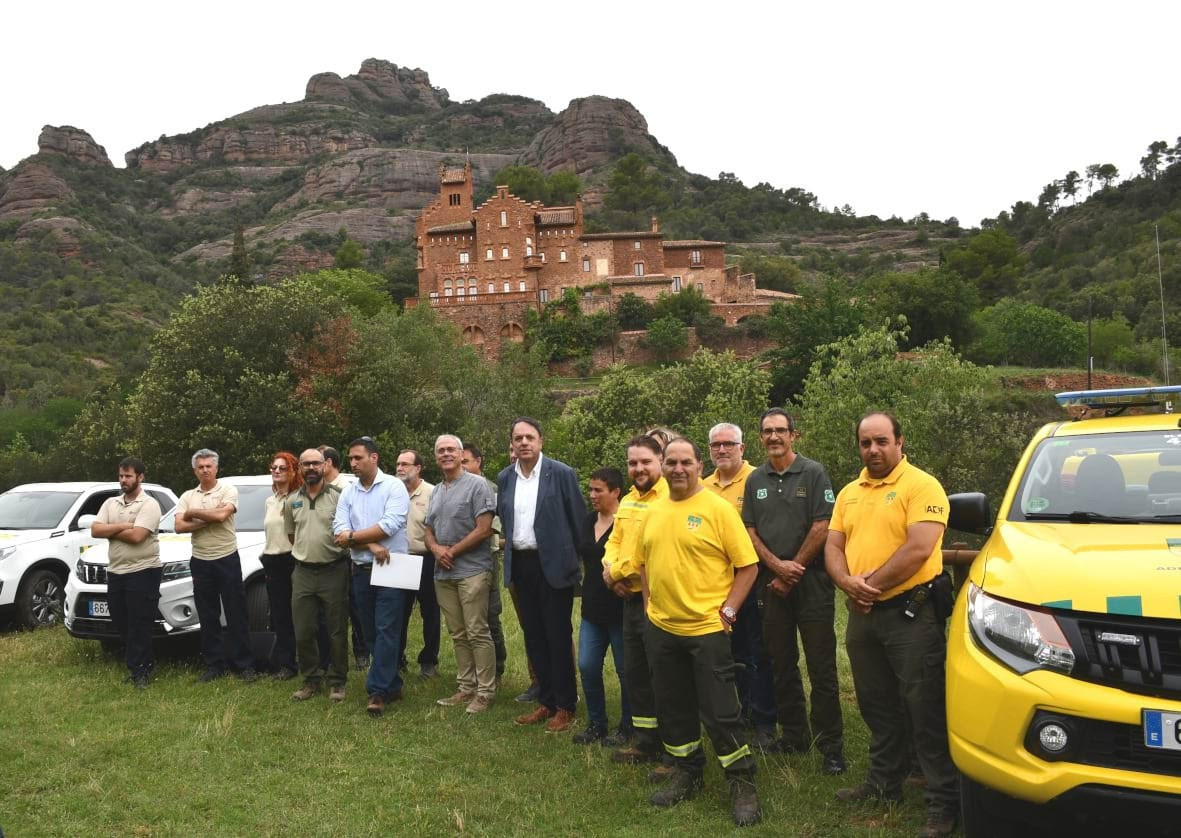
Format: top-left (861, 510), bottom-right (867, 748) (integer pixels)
top-left (498, 417), bottom-right (587, 733)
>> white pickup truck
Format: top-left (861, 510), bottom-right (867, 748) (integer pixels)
top-left (0, 482), bottom-right (179, 629)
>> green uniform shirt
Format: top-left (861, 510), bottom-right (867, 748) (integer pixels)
top-left (742, 455), bottom-right (834, 566)
top-left (284, 483), bottom-right (342, 564)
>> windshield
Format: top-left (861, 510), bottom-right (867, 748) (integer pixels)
top-left (1010, 429), bottom-right (1181, 522)
top-left (0, 491), bottom-right (81, 530)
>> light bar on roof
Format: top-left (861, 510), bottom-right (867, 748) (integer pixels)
top-left (1055, 385), bottom-right (1181, 409)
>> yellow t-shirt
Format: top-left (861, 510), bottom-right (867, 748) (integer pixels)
top-left (635, 488), bottom-right (758, 636)
top-left (603, 477), bottom-right (669, 593)
top-left (703, 460), bottom-right (755, 512)
top-left (829, 457), bottom-right (948, 599)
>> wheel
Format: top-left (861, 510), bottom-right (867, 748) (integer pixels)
top-left (17, 568), bottom-right (66, 629)
top-left (961, 775), bottom-right (1032, 837)
top-left (245, 581), bottom-right (270, 632)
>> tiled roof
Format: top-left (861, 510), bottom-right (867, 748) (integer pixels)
top-left (580, 231), bottom-right (663, 241)
top-left (441, 168), bottom-right (467, 184)
top-left (537, 209), bottom-right (576, 225)
top-left (662, 240), bottom-right (725, 248)
top-left (427, 220), bottom-right (476, 234)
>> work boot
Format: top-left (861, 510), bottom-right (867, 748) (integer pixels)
top-left (835, 782), bottom-right (903, 804)
top-left (918, 808), bottom-right (958, 838)
top-left (611, 744), bottom-right (662, 764)
top-left (728, 776), bottom-right (762, 827)
top-left (647, 763), bottom-right (677, 784)
top-left (572, 724), bottom-right (607, 745)
top-left (648, 768), bottom-right (703, 808)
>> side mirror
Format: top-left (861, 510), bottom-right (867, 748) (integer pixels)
top-left (78, 514), bottom-right (98, 532)
top-left (948, 492), bottom-right (991, 535)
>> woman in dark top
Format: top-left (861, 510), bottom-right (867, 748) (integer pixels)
top-left (573, 467), bottom-right (631, 745)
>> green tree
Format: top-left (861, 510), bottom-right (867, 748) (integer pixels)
top-left (228, 225), bottom-right (252, 284)
top-left (794, 324), bottom-right (1049, 506)
top-left (761, 277), bottom-right (867, 403)
top-left (492, 165), bottom-right (548, 203)
top-left (1096, 163), bottom-right (1119, 190)
top-left (298, 269), bottom-right (391, 317)
top-left (1141, 140), bottom-right (1169, 179)
top-left (942, 228), bottom-right (1026, 304)
top-left (546, 171), bottom-right (582, 205)
top-left (615, 293), bottom-right (654, 330)
top-left (967, 300), bottom-right (1085, 367)
top-left (652, 285), bottom-right (711, 326)
top-left (604, 154), bottom-right (668, 226)
top-left (859, 268), bottom-right (979, 349)
top-left (334, 238), bottom-right (365, 270)
top-left (1062, 170), bottom-right (1080, 204)
top-left (737, 253), bottom-right (802, 294)
top-left (1089, 314), bottom-right (1136, 369)
top-left (642, 315), bottom-right (688, 363)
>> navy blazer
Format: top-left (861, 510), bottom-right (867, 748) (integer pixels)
top-left (497, 455), bottom-right (587, 589)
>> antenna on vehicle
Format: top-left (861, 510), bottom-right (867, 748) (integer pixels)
top-left (1156, 224), bottom-right (1171, 386)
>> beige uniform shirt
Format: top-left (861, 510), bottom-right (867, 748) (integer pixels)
top-left (405, 480), bottom-right (434, 555)
top-left (177, 481), bottom-right (239, 560)
top-left (96, 493), bottom-right (162, 574)
top-left (263, 490), bottom-right (292, 555)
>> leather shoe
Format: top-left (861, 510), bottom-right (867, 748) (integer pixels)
top-left (514, 683), bottom-right (540, 703)
top-left (545, 708), bottom-right (575, 733)
top-left (649, 769), bottom-right (703, 808)
top-left (572, 724), bottom-right (607, 745)
top-left (329, 686), bottom-right (346, 703)
top-left (292, 684), bottom-right (319, 701)
top-left (822, 753), bottom-right (847, 775)
top-left (729, 776), bottom-right (762, 826)
top-left (437, 691), bottom-right (476, 707)
top-left (367, 694), bottom-right (386, 717)
top-left (272, 667), bottom-right (297, 681)
top-left (612, 745), bottom-right (662, 765)
top-left (514, 705), bottom-right (556, 726)
top-left (919, 809), bottom-right (958, 838)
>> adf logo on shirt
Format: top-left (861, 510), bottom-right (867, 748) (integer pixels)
top-left (884, 491), bottom-right (898, 505)
top-left (686, 515), bottom-right (703, 530)
top-left (756, 488), bottom-right (768, 500)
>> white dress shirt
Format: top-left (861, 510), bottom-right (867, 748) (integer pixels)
top-left (512, 453), bottom-right (544, 549)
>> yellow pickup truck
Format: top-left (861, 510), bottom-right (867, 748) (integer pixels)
top-left (947, 385), bottom-right (1181, 835)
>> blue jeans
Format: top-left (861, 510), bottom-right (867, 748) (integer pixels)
top-left (352, 566), bottom-right (410, 699)
top-left (578, 616), bottom-right (630, 729)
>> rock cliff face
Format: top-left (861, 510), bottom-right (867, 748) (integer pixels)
top-left (37, 125), bottom-right (112, 166)
top-left (521, 96), bottom-right (674, 176)
top-left (0, 163), bottom-right (74, 220)
top-left (305, 59), bottom-right (447, 111)
top-left (276, 149), bottom-right (516, 211)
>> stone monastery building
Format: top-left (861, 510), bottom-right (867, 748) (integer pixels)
top-left (408, 163), bottom-right (783, 353)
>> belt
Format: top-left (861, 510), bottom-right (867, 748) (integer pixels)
top-left (874, 577), bottom-right (937, 610)
top-left (353, 563), bottom-right (372, 572)
top-left (514, 548), bottom-right (539, 556)
top-left (295, 557), bottom-right (347, 569)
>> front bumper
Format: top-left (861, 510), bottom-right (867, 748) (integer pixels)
top-left (64, 575), bottom-right (201, 639)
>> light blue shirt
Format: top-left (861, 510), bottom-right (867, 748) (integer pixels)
top-left (332, 468), bottom-right (409, 565)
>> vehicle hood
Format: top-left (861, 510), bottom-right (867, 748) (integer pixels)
top-left (0, 529), bottom-right (54, 548)
top-left (78, 531), bottom-right (265, 565)
top-left (981, 521), bottom-right (1181, 619)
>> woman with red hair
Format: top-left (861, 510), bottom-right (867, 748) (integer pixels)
top-left (262, 451), bottom-right (302, 679)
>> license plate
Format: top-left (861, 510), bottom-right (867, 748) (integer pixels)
top-left (88, 600), bottom-right (109, 617)
top-left (1144, 709), bottom-right (1181, 750)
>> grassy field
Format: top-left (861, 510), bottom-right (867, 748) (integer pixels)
top-left (0, 608), bottom-right (933, 837)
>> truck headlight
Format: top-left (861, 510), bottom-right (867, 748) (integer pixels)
top-left (967, 583), bottom-right (1075, 675)
top-left (161, 560), bottom-right (191, 581)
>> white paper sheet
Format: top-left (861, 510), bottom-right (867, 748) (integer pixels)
top-left (369, 552), bottom-right (423, 590)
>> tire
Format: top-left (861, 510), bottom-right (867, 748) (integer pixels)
top-left (961, 775), bottom-right (1032, 838)
top-left (245, 581), bottom-right (270, 633)
top-left (17, 568), bottom-right (66, 629)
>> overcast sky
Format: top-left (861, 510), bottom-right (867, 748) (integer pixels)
top-left (4, 1), bottom-right (1177, 227)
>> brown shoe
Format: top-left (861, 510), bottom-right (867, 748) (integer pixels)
top-left (329, 685), bottom-right (346, 703)
top-left (515, 705), bottom-right (556, 726)
top-left (291, 683), bottom-right (319, 701)
top-left (612, 745), bottom-right (662, 765)
top-left (647, 763), bottom-right (677, 784)
top-left (437, 690), bottom-right (476, 707)
top-left (545, 708), bottom-right (575, 733)
top-left (466, 695), bottom-right (493, 714)
top-left (366, 694), bottom-right (385, 717)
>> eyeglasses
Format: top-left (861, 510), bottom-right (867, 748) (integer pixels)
top-left (299, 461), bottom-right (324, 468)
top-left (760, 427), bottom-right (792, 437)
top-left (708, 441), bottom-right (740, 450)
top-left (269, 465), bottom-right (289, 472)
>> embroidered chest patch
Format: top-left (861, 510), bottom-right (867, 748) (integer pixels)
top-left (687, 515), bottom-right (703, 530)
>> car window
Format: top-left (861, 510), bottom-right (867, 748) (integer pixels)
top-left (158, 508), bottom-right (177, 533)
top-left (71, 490), bottom-right (120, 529)
top-left (1011, 430), bottom-right (1181, 521)
top-left (0, 491), bottom-right (81, 530)
top-left (148, 490), bottom-right (176, 514)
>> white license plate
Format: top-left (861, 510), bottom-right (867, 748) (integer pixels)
top-left (1144, 709), bottom-right (1181, 750)
top-left (88, 600), bottom-right (109, 617)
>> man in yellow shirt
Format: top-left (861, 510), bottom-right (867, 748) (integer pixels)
top-left (602, 434), bottom-right (669, 762)
top-left (636, 437), bottom-right (762, 827)
top-left (825, 412), bottom-right (958, 838)
top-left (702, 421), bottom-right (777, 751)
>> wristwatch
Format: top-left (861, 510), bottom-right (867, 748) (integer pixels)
top-left (720, 605), bottom-right (737, 626)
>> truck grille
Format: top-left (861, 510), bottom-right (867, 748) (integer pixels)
top-left (77, 561), bottom-right (108, 585)
top-left (1027, 712), bottom-right (1181, 778)
top-left (1061, 614), bottom-right (1181, 700)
